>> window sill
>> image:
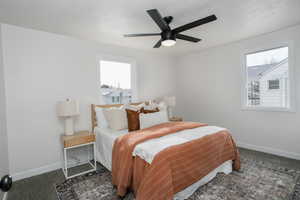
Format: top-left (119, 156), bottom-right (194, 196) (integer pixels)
top-left (241, 106), bottom-right (295, 113)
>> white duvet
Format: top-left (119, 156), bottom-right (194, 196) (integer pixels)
top-left (95, 127), bottom-right (127, 171)
top-left (95, 125), bottom-right (232, 200)
top-left (133, 126), bottom-right (226, 164)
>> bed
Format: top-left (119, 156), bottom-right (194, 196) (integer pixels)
top-left (91, 103), bottom-right (240, 200)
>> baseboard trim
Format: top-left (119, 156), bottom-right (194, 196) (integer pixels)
top-left (12, 162), bottom-right (62, 181)
top-left (12, 159), bottom-right (92, 181)
top-left (237, 141), bottom-right (300, 160)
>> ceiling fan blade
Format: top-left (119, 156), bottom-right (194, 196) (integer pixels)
top-left (153, 39), bottom-right (162, 48)
top-left (172, 15), bottom-right (217, 34)
top-left (124, 33), bottom-right (161, 37)
top-left (147, 9), bottom-right (171, 32)
top-left (176, 34), bottom-right (201, 42)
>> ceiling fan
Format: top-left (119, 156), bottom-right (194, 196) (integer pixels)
top-left (124, 9), bottom-right (217, 48)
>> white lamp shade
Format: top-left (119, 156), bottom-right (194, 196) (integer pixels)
top-left (57, 99), bottom-right (80, 117)
top-left (164, 96), bottom-right (176, 107)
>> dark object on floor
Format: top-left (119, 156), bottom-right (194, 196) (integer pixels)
top-left (55, 151), bottom-right (300, 200)
top-left (0, 175), bottom-right (12, 192)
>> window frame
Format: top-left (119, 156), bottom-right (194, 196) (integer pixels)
top-left (268, 79), bottom-right (280, 90)
top-left (97, 54), bottom-right (138, 104)
top-left (241, 41), bottom-right (295, 112)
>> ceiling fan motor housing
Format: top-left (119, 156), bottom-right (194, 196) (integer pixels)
top-left (161, 31), bottom-right (176, 41)
top-left (163, 16), bottom-right (173, 24)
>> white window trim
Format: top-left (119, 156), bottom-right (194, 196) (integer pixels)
top-left (241, 41), bottom-right (296, 112)
top-left (97, 54), bottom-right (138, 103)
top-left (268, 79), bottom-right (280, 90)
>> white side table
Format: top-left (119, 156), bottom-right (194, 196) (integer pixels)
top-left (61, 131), bottom-right (97, 179)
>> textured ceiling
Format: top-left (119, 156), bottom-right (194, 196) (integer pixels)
top-left (0, 0), bottom-right (299, 55)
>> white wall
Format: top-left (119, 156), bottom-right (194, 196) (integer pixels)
top-left (0, 24), bottom-right (176, 180)
top-left (175, 24), bottom-right (300, 159)
top-left (0, 24), bottom-right (9, 200)
top-left (2, 21), bottom-right (300, 182)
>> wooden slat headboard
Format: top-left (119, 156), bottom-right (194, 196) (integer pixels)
top-left (91, 102), bottom-right (145, 132)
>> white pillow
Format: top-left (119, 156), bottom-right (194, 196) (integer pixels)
top-left (95, 107), bottom-right (108, 128)
top-left (123, 103), bottom-right (145, 111)
top-left (103, 107), bottom-right (128, 130)
top-left (141, 101), bottom-right (167, 111)
top-left (143, 104), bottom-right (158, 110)
top-left (139, 110), bottom-right (169, 129)
top-left (148, 101), bottom-right (167, 111)
top-left (158, 101), bottom-right (168, 111)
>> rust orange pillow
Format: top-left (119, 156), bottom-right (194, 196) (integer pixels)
top-left (126, 107), bottom-right (160, 132)
top-left (126, 109), bottom-right (140, 132)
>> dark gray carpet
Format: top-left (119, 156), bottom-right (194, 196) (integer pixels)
top-left (55, 150), bottom-right (300, 200)
top-left (8, 148), bottom-right (300, 200)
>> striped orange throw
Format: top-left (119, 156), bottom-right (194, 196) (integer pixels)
top-left (112, 122), bottom-right (240, 200)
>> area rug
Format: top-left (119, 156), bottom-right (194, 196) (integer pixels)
top-left (55, 153), bottom-right (300, 200)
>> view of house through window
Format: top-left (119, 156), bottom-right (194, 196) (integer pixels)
top-left (246, 46), bottom-right (289, 108)
top-left (100, 60), bottom-right (132, 104)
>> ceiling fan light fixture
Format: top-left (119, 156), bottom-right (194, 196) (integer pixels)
top-left (161, 31), bottom-right (176, 47)
top-left (162, 39), bottom-right (176, 47)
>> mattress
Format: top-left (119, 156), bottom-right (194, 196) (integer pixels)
top-left (95, 126), bottom-right (232, 200)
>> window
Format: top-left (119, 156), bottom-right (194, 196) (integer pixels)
top-left (268, 80), bottom-right (280, 90)
top-left (100, 60), bottom-right (133, 104)
top-left (243, 46), bottom-right (293, 111)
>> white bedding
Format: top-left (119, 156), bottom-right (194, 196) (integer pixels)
top-left (95, 127), bottom-right (127, 171)
top-left (133, 126), bottom-right (226, 164)
top-left (95, 126), bottom-right (232, 200)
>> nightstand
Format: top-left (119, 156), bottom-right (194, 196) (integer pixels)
top-left (61, 131), bottom-right (97, 179)
top-left (169, 117), bottom-right (183, 122)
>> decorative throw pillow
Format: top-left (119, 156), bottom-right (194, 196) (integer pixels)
top-left (126, 106), bottom-right (159, 132)
top-left (140, 107), bottom-right (159, 114)
top-left (142, 104), bottom-right (157, 111)
top-left (123, 103), bottom-right (145, 111)
top-left (103, 107), bottom-right (128, 130)
top-left (126, 109), bottom-right (141, 132)
top-left (146, 101), bottom-right (167, 111)
top-left (139, 110), bottom-right (169, 129)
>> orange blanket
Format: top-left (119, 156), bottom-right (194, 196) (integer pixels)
top-left (112, 122), bottom-right (240, 199)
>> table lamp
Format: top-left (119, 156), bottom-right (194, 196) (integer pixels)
top-left (57, 99), bottom-right (80, 135)
top-left (163, 96), bottom-right (176, 119)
